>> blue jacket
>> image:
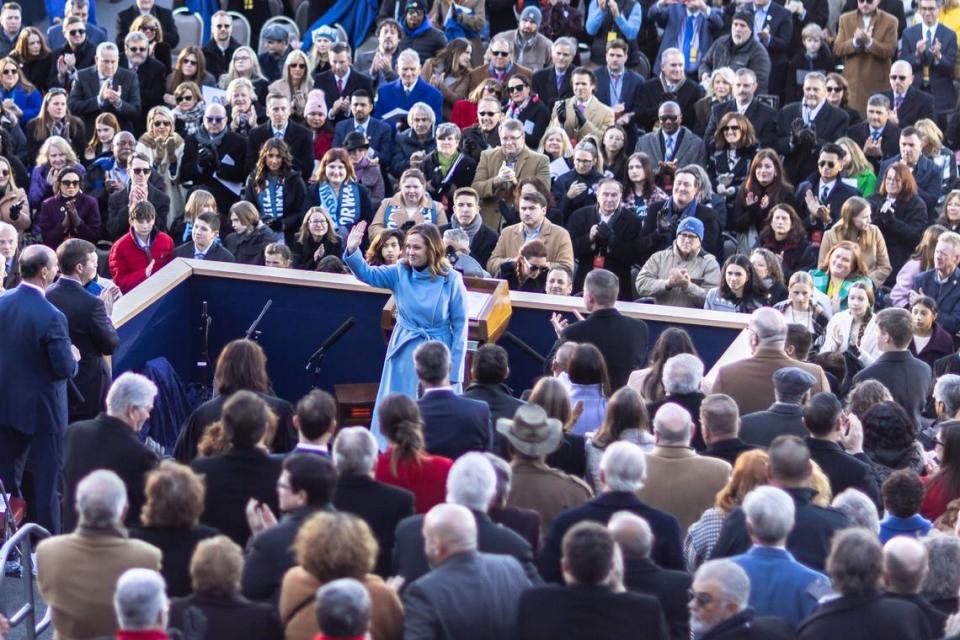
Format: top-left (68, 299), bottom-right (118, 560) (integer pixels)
top-left (732, 546), bottom-right (831, 630)
top-left (879, 514), bottom-right (933, 543)
top-left (899, 23), bottom-right (958, 112)
top-left (0, 84), bottom-right (41, 125)
top-left (647, 4), bottom-right (724, 75)
top-left (332, 116), bottom-right (395, 165)
top-left (913, 266), bottom-right (960, 333)
top-left (373, 77), bottom-right (443, 131)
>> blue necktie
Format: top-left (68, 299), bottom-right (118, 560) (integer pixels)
top-left (682, 15), bottom-right (696, 68)
top-left (665, 134), bottom-right (675, 161)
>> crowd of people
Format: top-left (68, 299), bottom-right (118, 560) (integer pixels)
top-left (7, 0), bottom-right (960, 636)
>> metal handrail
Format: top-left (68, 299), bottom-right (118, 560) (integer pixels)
top-left (0, 523), bottom-right (52, 640)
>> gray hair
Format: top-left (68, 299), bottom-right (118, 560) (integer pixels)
top-left (584, 269), bottom-right (618, 308)
top-left (76, 469), bottom-right (127, 528)
top-left (407, 101), bottom-right (436, 127)
top-left (599, 441), bottom-right (646, 492)
top-left (106, 373), bottom-right (159, 417)
top-left (485, 453), bottom-right (512, 509)
top-left (828, 528), bottom-right (883, 596)
top-left (694, 559), bottom-right (750, 611)
top-left (436, 122), bottom-right (460, 140)
top-left (804, 71), bottom-right (827, 86)
top-left (831, 489), bottom-right (880, 533)
top-left (883, 536), bottom-right (929, 594)
top-left (743, 486), bottom-right (795, 544)
top-left (0, 220), bottom-right (16, 237)
top-left (443, 228), bottom-right (470, 252)
top-left (332, 426), bottom-right (378, 476)
top-left (446, 452), bottom-right (496, 511)
top-left (124, 31), bottom-right (149, 47)
top-left (114, 131), bottom-right (136, 144)
top-left (652, 402), bottom-right (693, 445)
top-left (114, 569), bottom-right (167, 631)
top-left (315, 578), bottom-right (371, 638)
top-left (397, 48), bottom-right (421, 67)
top-left (868, 93), bottom-right (891, 110)
top-left (921, 533), bottom-right (960, 601)
top-left (661, 47), bottom-right (684, 64)
top-left (491, 36), bottom-right (514, 54)
top-left (96, 41), bottom-right (119, 58)
top-left (679, 164), bottom-right (713, 203)
top-left (554, 37), bottom-right (577, 52)
top-left (735, 68), bottom-right (757, 84)
top-left (662, 353), bottom-right (704, 395)
top-left (749, 307), bottom-right (787, 347)
top-left (608, 511), bottom-right (653, 558)
top-left (934, 374), bottom-right (960, 417)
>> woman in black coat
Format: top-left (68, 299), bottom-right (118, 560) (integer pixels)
top-left (421, 123), bottom-right (477, 212)
top-left (292, 206), bottom-right (344, 270)
top-left (868, 162), bottom-right (929, 283)
top-left (390, 102), bottom-right (438, 179)
top-left (706, 113), bottom-right (757, 208)
top-left (243, 138), bottom-right (307, 247)
top-left (551, 139), bottom-right (603, 223)
top-left (224, 202), bottom-right (280, 265)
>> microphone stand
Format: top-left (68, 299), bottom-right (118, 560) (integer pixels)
top-left (198, 300), bottom-right (212, 386)
top-left (305, 317), bottom-right (356, 388)
top-left (245, 300), bottom-right (272, 342)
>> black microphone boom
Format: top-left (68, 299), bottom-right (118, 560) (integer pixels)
top-left (305, 317), bottom-right (356, 370)
top-left (245, 299), bottom-right (273, 340)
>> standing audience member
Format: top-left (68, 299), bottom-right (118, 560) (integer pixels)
top-left (311, 579), bottom-right (372, 640)
top-left (882, 536), bottom-right (946, 634)
top-left (700, 393), bottom-right (755, 467)
top-left (113, 568), bottom-right (172, 640)
top-left (879, 469), bottom-right (933, 542)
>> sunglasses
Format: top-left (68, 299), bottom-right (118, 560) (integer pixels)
top-left (889, 74), bottom-right (908, 81)
top-left (128, 46), bottom-right (147, 53)
top-left (818, 160), bottom-right (836, 168)
top-left (689, 590), bottom-right (715, 607)
top-left (525, 261), bottom-right (548, 273)
top-left (478, 111), bottom-right (497, 116)
top-left (60, 179), bottom-right (80, 186)
top-left (825, 86), bottom-right (843, 93)
top-left (722, 125), bottom-right (741, 132)
top-left (176, 95), bottom-right (193, 103)
top-left (152, 120), bottom-right (171, 127)
top-left (491, 50), bottom-right (510, 57)
top-left (289, 62), bottom-right (306, 68)
top-left (141, 25), bottom-right (156, 32)
top-left (182, 59), bottom-right (198, 66)
top-left (205, 116), bottom-right (225, 123)
top-left (508, 84), bottom-right (525, 93)
top-left (131, 167), bottom-right (150, 175)
top-left (69, 29), bottom-right (85, 36)
top-left (215, 24), bottom-right (231, 29)
top-left (659, 114), bottom-right (678, 121)
top-left (1, 69), bottom-right (15, 76)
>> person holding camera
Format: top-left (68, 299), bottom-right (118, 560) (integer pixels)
top-left (776, 72), bottom-right (850, 185)
top-left (0, 155), bottom-right (27, 232)
top-left (179, 101), bottom-right (247, 216)
top-left (443, 227), bottom-right (488, 278)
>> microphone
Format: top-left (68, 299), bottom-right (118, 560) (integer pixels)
top-left (245, 299), bottom-right (272, 341)
top-left (305, 317), bottom-right (356, 370)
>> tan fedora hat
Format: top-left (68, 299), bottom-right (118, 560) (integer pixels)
top-left (496, 404), bottom-right (563, 457)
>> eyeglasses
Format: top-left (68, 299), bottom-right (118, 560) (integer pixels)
top-left (289, 62), bottom-right (306, 68)
top-left (176, 95), bottom-right (193, 103)
top-left (677, 232), bottom-right (700, 241)
top-left (131, 167), bottom-right (150, 175)
top-left (1, 69), bottom-right (15, 76)
top-left (68, 29), bottom-right (85, 36)
top-left (478, 111), bottom-right (497, 117)
top-left (182, 59), bottom-right (198, 66)
top-left (525, 260), bottom-right (548, 273)
top-left (508, 84), bottom-right (525, 93)
top-left (491, 50), bottom-right (510, 57)
top-left (722, 125), bottom-right (741, 132)
top-left (234, 54), bottom-right (251, 61)
top-left (128, 46), bottom-right (147, 53)
top-left (825, 86), bottom-right (843, 93)
top-left (659, 114), bottom-right (678, 121)
top-left (689, 589), bottom-right (715, 607)
top-left (205, 116), bottom-right (225, 123)
top-left (573, 158), bottom-right (594, 165)
top-left (889, 74), bottom-right (908, 81)
top-left (60, 179), bottom-right (80, 186)
top-left (818, 160), bottom-right (836, 168)
top-left (152, 120), bottom-right (171, 127)
top-left (141, 25), bottom-right (156, 32)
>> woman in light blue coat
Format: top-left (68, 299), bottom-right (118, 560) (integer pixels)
top-left (343, 220), bottom-right (468, 448)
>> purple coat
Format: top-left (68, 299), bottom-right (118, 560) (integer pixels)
top-left (37, 193), bottom-right (101, 248)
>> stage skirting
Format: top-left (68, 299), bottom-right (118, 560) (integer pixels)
top-left (111, 260), bottom-right (751, 403)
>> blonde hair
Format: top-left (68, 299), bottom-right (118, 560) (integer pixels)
top-left (915, 118), bottom-right (944, 155)
top-left (836, 137), bottom-right (872, 178)
top-left (537, 126), bottom-right (574, 158)
top-left (37, 135), bottom-right (78, 166)
top-left (184, 189), bottom-right (217, 222)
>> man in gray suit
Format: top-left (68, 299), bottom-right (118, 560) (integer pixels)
top-left (402, 502), bottom-right (532, 640)
top-left (67, 41), bottom-right (141, 139)
top-left (635, 101), bottom-right (707, 180)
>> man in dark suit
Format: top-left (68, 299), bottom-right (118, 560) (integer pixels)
top-left (332, 90), bottom-right (395, 166)
top-left (402, 503), bottom-right (533, 640)
top-left (61, 372), bottom-right (160, 533)
top-left (115, 0), bottom-right (179, 50)
top-left (241, 453), bottom-right (336, 605)
top-left (547, 269), bottom-right (648, 391)
top-left (201, 11), bottom-right (241, 79)
top-left (121, 31), bottom-right (166, 136)
top-left (392, 452), bottom-right (541, 585)
top-left (704, 68), bottom-right (779, 148)
top-left (795, 143), bottom-right (861, 240)
top-left (879, 126), bottom-right (941, 215)
top-left (462, 344), bottom-right (524, 425)
top-left (803, 392), bottom-right (882, 509)
top-left (331, 427), bottom-right (415, 577)
top-left (849, 94), bottom-right (901, 172)
top-left (741, 367), bottom-right (818, 447)
top-left (712, 436), bottom-right (850, 572)
top-left (593, 39), bottom-right (643, 127)
top-left (517, 522), bottom-right (669, 640)
top-left (913, 233), bottom-right (960, 334)
top-left (47, 239), bottom-right (120, 422)
top-left (106, 154), bottom-right (170, 241)
top-left (609, 512), bottom-right (692, 640)
top-left (173, 212), bottom-right (236, 263)
top-left (0, 245), bottom-right (78, 534)
top-left (313, 42), bottom-right (373, 125)
top-left (179, 103), bottom-right (248, 217)
top-left (777, 72), bottom-right (850, 185)
top-left (539, 441), bottom-right (684, 581)
top-left (415, 341), bottom-right (492, 459)
top-left (883, 61), bottom-right (936, 128)
top-left (640, 171), bottom-right (722, 261)
top-left (438, 187), bottom-right (499, 270)
top-left (68, 41), bottom-right (141, 137)
top-left (567, 180), bottom-right (645, 301)
top-left (245, 93), bottom-right (314, 177)
top-left (701, 394), bottom-right (756, 467)
top-left (899, 1), bottom-right (958, 118)
top-left (635, 49), bottom-right (706, 132)
top-left (531, 38), bottom-right (575, 112)
top-left (853, 308), bottom-right (933, 432)
top-left (742, 0), bottom-right (794, 101)
top-left (0, 220), bottom-right (20, 289)
top-left (648, 3), bottom-right (725, 78)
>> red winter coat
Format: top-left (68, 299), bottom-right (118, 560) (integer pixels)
top-left (108, 229), bottom-right (175, 293)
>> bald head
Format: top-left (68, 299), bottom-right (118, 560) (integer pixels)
top-left (883, 536), bottom-right (929, 594)
top-left (19, 244), bottom-right (58, 288)
top-left (608, 511), bottom-right (653, 558)
top-left (652, 402), bottom-right (693, 445)
top-left (423, 503), bottom-right (477, 567)
top-left (889, 60), bottom-right (914, 94)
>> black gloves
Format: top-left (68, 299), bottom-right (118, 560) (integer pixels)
top-left (556, 100), bottom-right (567, 125)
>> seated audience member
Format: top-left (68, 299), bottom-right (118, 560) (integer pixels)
top-left (773, 271), bottom-right (830, 342)
top-left (37, 470), bottom-right (162, 640)
top-left (818, 281), bottom-right (878, 360)
top-left (700, 394), bottom-right (755, 468)
top-left (190, 391), bottom-right (283, 547)
top-left (879, 469), bottom-right (933, 543)
top-left (645, 353), bottom-right (707, 451)
top-left (312, 579), bottom-right (373, 640)
top-left (516, 522), bottom-right (669, 640)
top-left (374, 393), bottom-right (453, 514)
top-left (414, 341), bottom-right (492, 459)
top-left (921, 420), bottom-right (960, 521)
top-left (168, 536), bottom-right (281, 640)
top-left (485, 453), bottom-right (542, 554)
top-left (331, 427), bottom-right (415, 577)
top-left (912, 231), bottom-right (960, 337)
top-left (279, 512), bottom-right (403, 640)
top-left (585, 387), bottom-right (655, 492)
top-left (802, 392), bottom-right (882, 509)
top-left (439, 186), bottom-right (498, 270)
top-left (689, 559), bottom-right (795, 639)
top-left (174, 339), bottom-right (295, 463)
top-left (242, 454), bottom-right (337, 605)
top-left (500, 403), bottom-right (594, 536)
top-left (908, 296), bottom-right (955, 369)
top-left (798, 528), bottom-right (935, 640)
top-left (486, 190), bottom-right (573, 274)
top-left (703, 253), bottom-right (769, 314)
top-left (129, 462), bottom-right (219, 598)
top-left (852, 307), bottom-right (933, 432)
top-left (392, 453), bottom-right (540, 586)
top-left (712, 435), bottom-right (850, 573)
top-left (731, 486), bottom-right (832, 630)
top-left (685, 450), bottom-right (770, 572)
top-left (539, 441), bottom-right (683, 583)
top-left (811, 241), bottom-right (875, 314)
top-left (634, 217), bottom-right (721, 308)
top-left (293, 206), bottom-right (343, 271)
top-left (173, 211), bottom-right (236, 263)
top-left (113, 568), bottom-right (172, 640)
top-left (883, 536), bottom-right (948, 635)
top-left (889, 225), bottom-right (945, 310)
top-left (639, 166), bottom-right (721, 262)
top-left (224, 201), bottom-right (279, 266)
top-left (495, 238), bottom-right (549, 292)
top-left (107, 200), bottom-right (175, 294)
top-left (62, 372), bottom-right (160, 533)
top-left (263, 242), bottom-right (292, 268)
top-left (831, 488), bottom-right (881, 533)
top-left (639, 403), bottom-right (731, 534)
top-left (608, 512), bottom-right (692, 640)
